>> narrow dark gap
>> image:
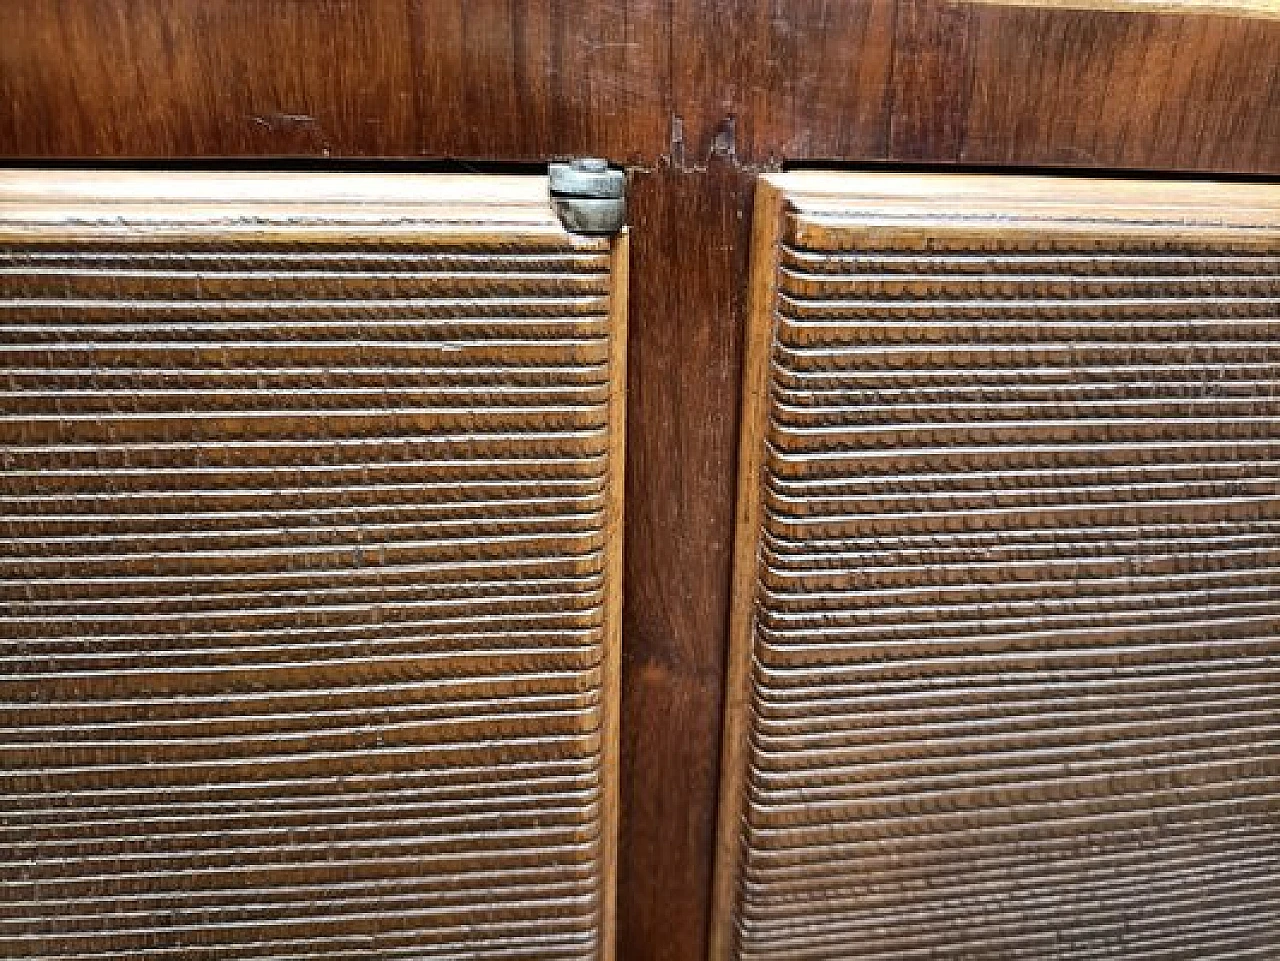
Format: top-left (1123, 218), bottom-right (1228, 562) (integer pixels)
top-left (0, 157), bottom-right (548, 175)
top-left (9, 157), bottom-right (1271, 183)
top-left (783, 158), bottom-right (1280, 184)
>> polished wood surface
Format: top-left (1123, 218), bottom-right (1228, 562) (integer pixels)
top-left (2, 1), bottom-right (1278, 171)
top-left (713, 171), bottom-right (1280, 961)
top-left (2, 4), bottom-right (1279, 961)
top-left (0, 171), bottom-right (625, 961)
top-left (618, 164), bottom-right (754, 961)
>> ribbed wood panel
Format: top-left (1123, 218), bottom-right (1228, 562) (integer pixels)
top-left (713, 173), bottom-right (1280, 961)
top-left (0, 172), bottom-right (624, 961)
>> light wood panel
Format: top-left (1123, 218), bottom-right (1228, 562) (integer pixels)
top-left (713, 171), bottom-right (1280, 961)
top-left (970, 0), bottom-right (1280, 18)
top-left (0, 170), bottom-right (625, 961)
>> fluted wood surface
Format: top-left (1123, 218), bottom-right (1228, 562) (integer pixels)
top-left (0, 172), bottom-right (624, 961)
top-left (713, 172), bottom-right (1280, 961)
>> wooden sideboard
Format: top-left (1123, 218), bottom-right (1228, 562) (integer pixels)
top-left (1, 3), bottom-right (1278, 959)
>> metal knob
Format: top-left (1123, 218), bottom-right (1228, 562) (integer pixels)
top-left (549, 158), bottom-right (626, 235)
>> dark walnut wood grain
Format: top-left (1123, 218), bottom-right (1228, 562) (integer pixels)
top-left (618, 163), bottom-right (754, 961)
top-left (1, 0), bottom-right (1278, 173)
top-left (0, 171), bottom-right (626, 961)
top-left (714, 172), bottom-right (1280, 961)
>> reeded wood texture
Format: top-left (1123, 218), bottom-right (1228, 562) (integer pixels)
top-left (0, 171), bottom-right (624, 961)
top-left (714, 172), bottom-right (1280, 961)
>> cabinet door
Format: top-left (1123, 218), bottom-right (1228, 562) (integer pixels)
top-left (0, 171), bottom-right (625, 961)
top-left (713, 172), bottom-right (1280, 961)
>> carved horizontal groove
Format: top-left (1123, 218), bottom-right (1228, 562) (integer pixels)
top-left (720, 176), bottom-right (1280, 961)
top-left (0, 173), bottom-right (620, 961)
top-left (780, 266), bottom-right (1280, 286)
top-left (0, 616), bottom-right (605, 646)
top-left (0, 251), bottom-right (611, 269)
top-left (0, 861), bottom-right (602, 900)
top-left (780, 246), bottom-right (1280, 274)
top-left (786, 218), bottom-right (1280, 252)
top-left (0, 503), bottom-right (607, 534)
top-left (765, 480), bottom-right (1280, 520)
top-left (1, 566), bottom-right (605, 598)
top-left (757, 599), bottom-right (1280, 642)
top-left (0, 388), bottom-right (611, 412)
top-left (0, 701), bottom-right (604, 747)
top-left (0, 223), bottom-right (595, 248)
top-left (2, 761), bottom-right (603, 807)
top-left (739, 844), bottom-right (1280, 903)
top-left (0, 890), bottom-right (607, 937)
top-left (753, 688), bottom-right (1280, 738)
top-left (742, 811), bottom-right (1273, 870)
top-left (0, 919), bottom-right (604, 961)
top-left (0, 263), bottom-right (610, 280)
top-left (0, 935), bottom-right (600, 961)
top-left (0, 513), bottom-right (605, 545)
